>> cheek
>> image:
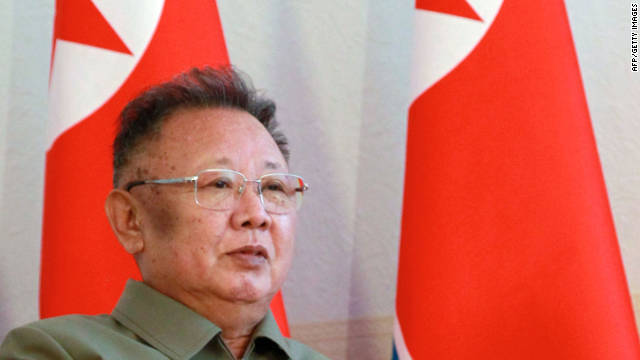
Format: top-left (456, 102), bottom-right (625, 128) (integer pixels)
top-left (191, 211), bottom-right (229, 238)
top-left (140, 190), bottom-right (183, 236)
top-left (184, 212), bottom-right (229, 257)
top-left (150, 207), bottom-right (179, 236)
top-left (271, 215), bottom-right (296, 260)
top-left (149, 209), bottom-right (229, 263)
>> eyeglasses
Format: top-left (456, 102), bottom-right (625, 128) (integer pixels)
top-left (125, 169), bottom-right (309, 214)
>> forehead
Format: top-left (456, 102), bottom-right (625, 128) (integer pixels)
top-left (161, 106), bottom-right (261, 138)
top-left (139, 107), bottom-right (286, 174)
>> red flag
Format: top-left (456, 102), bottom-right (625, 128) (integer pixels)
top-left (394, 0), bottom-right (640, 358)
top-left (43, 0), bottom-right (289, 336)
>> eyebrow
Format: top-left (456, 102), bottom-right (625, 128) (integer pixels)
top-left (264, 161), bottom-right (283, 170)
top-left (210, 157), bottom-right (232, 167)
top-left (203, 158), bottom-right (284, 171)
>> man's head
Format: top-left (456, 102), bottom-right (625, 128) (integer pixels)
top-left (112, 66), bottom-right (290, 188)
top-left (104, 67), bottom-right (303, 313)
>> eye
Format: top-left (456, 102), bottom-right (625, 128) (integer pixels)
top-left (201, 175), bottom-right (234, 189)
top-left (262, 179), bottom-right (287, 193)
top-left (213, 179), bottom-right (231, 188)
top-left (265, 183), bottom-right (285, 192)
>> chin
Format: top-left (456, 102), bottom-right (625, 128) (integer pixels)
top-left (225, 276), bottom-right (274, 304)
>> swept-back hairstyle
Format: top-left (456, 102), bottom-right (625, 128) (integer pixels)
top-left (112, 66), bottom-right (289, 187)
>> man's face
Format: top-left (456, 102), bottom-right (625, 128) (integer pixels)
top-left (129, 107), bottom-right (295, 306)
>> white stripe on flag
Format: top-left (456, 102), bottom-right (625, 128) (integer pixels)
top-left (393, 313), bottom-right (413, 360)
top-left (410, 0), bottom-right (503, 100)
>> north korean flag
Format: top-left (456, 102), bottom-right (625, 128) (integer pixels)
top-left (43, 0), bottom-right (289, 335)
top-left (393, 0), bottom-right (640, 358)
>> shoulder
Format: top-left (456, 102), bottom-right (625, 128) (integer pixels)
top-left (0, 319), bottom-right (74, 360)
top-left (4, 314), bottom-right (123, 342)
top-left (0, 315), bottom-right (155, 360)
top-left (15, 314), bottom-right (117, 332)
top-left (282, 338), bottom-right (330, 360)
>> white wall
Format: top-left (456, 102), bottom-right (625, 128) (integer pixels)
top-left (0, 1), bottom-right (638, 359)
top-left (0, 0), bottom-right (51, 339)
top-left (567, 0), bottom-right (640, 292)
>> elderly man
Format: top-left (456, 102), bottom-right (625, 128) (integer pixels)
top-left (0, 67), bottom-right (326, 359)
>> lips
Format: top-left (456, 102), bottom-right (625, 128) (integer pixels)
top-left (229, 245), bottom-right (268, 258)
top-left (226, 245), bottom-right (269, 267)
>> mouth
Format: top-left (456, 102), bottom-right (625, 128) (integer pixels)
top-left (226, 245), bottom-right (269, 267)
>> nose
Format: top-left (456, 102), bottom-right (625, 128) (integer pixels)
top-left (230, 181), bottom-right (271, 230)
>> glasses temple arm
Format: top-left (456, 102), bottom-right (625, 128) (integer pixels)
top-left (125, 176), bottom-right (197, 192)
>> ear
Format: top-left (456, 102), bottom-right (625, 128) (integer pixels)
top-left (105, 189), bottom-right (144, 255)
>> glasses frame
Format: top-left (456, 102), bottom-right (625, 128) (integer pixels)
top-left (124, 168), bottom-right (309, 213)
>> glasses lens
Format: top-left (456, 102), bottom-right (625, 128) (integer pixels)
top-left (260, 174), bottom-right (307, 214)
top-left (195, 170), bottom-right (243, 210)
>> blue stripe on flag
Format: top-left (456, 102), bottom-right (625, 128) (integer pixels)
top-left (391, 340), bottom-right (399, 360)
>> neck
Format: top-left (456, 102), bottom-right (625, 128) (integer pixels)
top-left (202, 298), bottom-right (268, 358)
top-left (144, 280), bottom-right (271, 359)
top-left (221, 332), bottom-right (253, 359)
